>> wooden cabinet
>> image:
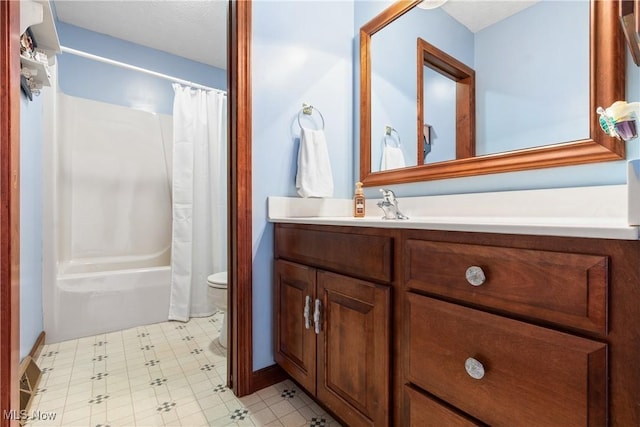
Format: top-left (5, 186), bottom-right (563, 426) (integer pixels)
top-left (401, 230), bottom-right (640, 427)
top-left (404, 385), bottom-right (482, 427)
top-left (274, 225), bottom-right (394, 427)
top-left (274, 260), bottom-right (316, 392)
top-left (273, 224), bottom-right (640, 426)
top-left (404, 239), bottom-right (608, 334)
top-left (316, 269), bottom-right (390, 426)
top-left (406, 294), bottom-right (606, 426)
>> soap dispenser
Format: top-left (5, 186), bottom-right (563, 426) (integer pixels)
top-left (354, 182), bottom-right (365, 218)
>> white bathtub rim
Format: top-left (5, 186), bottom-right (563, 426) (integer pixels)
top-left (47, 266), bottom-right (172, 343)
top-left (57, 264), bottom-right (170, 280)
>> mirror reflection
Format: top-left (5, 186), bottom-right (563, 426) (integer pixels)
top-left (369, 0), bottom-right (589, 173)
top-left (422, 65), bottom-right (458, 164)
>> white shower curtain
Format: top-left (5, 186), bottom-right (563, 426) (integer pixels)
top-left (168, 84), bottom-right (227, 322)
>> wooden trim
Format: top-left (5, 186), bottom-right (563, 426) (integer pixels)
top-left (360, 0), bottom-right (420, 35)
top-left (360, 0), bottom-right (625, 186)
top-left (591, 0), bottom-right (626, 155)
top-left (359, 28), bottom-right (372, 182)
top-left (1, 1), bottom-right (21, 426)
top-left (361, 138), bottom-right (624, 186)
top-left (359, 1), bottom-right (421, 182)
top-left (251, 364), bottom-right (287, 392)
top-left (228, 0), bottom-right (254, 397)
top-left (28, 332), bottom-right (46, 361)
top-left (417, 38), bottom-right (475, 164)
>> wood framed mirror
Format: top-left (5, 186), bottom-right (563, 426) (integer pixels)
top-left (359, 0), bottom-right (625, 187)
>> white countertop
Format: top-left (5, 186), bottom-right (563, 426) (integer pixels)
top-left (268, 213), bottom-right (638, 240)
top-left (268, 175), bottom-right (640, 240)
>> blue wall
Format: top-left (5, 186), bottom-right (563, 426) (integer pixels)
top-left (56, 22), bottom-right (226, 115)
top-left (355, 0), bottom-right (640, 198)
top-left (423, 64), bottom-right (457, 163)
top-left (20, 92), bottom-right (44, 360)
top-left (251, 0), bottom-right (355, 370)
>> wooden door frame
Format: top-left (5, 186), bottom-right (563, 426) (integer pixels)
top-left (229, 1), bottom-right (285, 395)
top-left (228, 0), bottom-right (254, 397)
top-left (1, 1), bottom-right (21, 426)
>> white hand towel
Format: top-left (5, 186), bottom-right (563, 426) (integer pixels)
top-left (381, 145), bottom-right (406, 171)
top-left (296, 128), bottom-right (334, 198)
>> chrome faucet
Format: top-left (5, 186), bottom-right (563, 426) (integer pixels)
top-left (377, 189), bottom-right (408, 220)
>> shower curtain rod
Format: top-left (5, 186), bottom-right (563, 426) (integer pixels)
top-left (60, 46), bottom-right (227, 94)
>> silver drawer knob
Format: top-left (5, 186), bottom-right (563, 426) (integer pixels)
top-left (465, 357), bottom-right (485, 380)
top-left (465, 266), bottom-right (486, 286)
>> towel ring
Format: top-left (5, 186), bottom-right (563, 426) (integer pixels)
top-left (298, 103), bottom-right (325, 130)
top-left (384, 126), bottom-right (401, 148)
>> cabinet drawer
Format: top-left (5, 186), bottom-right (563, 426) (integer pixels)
top-left (405, 239), bottom-right (607, 334)
top-left (404, 386), bottom-right (483, 427)
top-left (276, 226), bottom-right (393, 283)
top-left (406, 294), bottom-right (607, 427)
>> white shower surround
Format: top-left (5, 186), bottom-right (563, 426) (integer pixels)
top-left (43, 91), bottom-right (174, 343)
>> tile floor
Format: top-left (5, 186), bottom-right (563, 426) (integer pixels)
top-left (25, 312), bottom-right (342, 427)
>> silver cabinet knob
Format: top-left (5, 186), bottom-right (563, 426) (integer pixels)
top-left (465, 357), bottom-right (485, 380)
top-left (465, 266), bottom-right (486, 286)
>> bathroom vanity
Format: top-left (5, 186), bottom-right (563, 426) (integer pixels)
top-left (270, 187), bottom-right (640, 426)
top-left (270, 0), bottom-right (637, 423)
top-left (274, 225), bottom-right (394, 426)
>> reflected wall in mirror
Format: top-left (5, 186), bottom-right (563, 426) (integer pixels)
top-left (360, 0), bottom-right (625, 186)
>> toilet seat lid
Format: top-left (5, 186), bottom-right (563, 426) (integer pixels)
top-left (207, 271), bottom-right (228, 287)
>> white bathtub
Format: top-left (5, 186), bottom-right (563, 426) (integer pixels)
top-left (42, 93), bottom-right (175, 344)
top-left (49, 266), bottom-right (171, 343)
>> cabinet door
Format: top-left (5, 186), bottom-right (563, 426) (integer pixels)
top-left (406, 293), bottom-right (607, 427)
top-left (316, 271), bottom-right (391, 427)
top-left (274, 260), bottom-right (317, 393)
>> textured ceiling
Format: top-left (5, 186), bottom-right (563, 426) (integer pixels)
top-left (53, 0), bottom-right (228, 70)
top-left (443, 0), bottom-right (540, 33)
top-left (52, 0), bottom-right (537, 71)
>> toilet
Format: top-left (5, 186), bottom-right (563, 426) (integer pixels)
top-left (207, 271), bottom-right (228, 348)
